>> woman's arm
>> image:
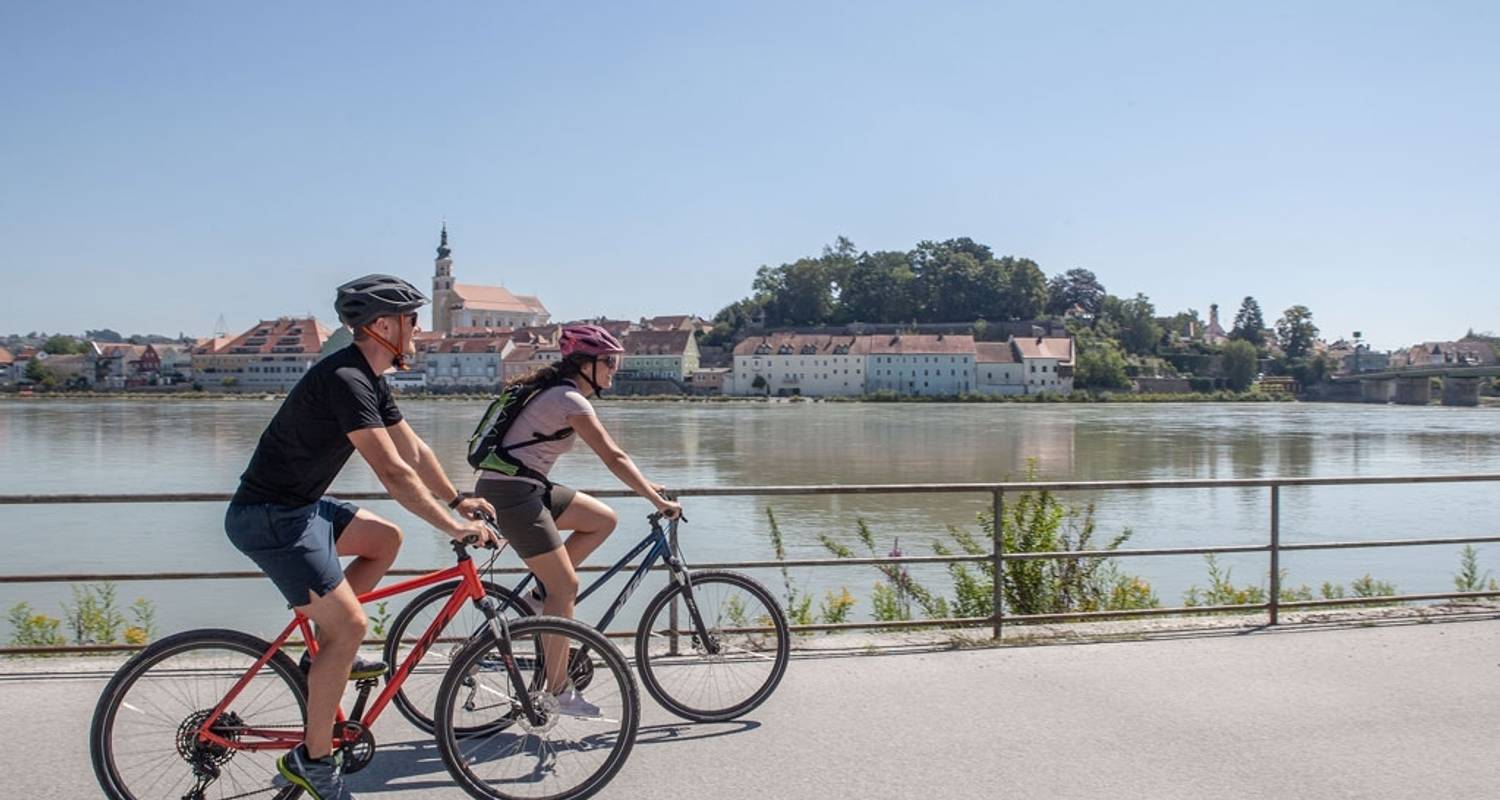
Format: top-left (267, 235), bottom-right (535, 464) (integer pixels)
top-left (569, 412), bottom-right (680, 516)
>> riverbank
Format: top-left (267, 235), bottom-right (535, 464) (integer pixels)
top-left (0, 389), bottom-right (1297, 404)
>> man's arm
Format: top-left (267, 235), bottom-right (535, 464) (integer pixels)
top-left (348, 426), bottom-right (496, 544)
top-left (387, 419), bottom-right (459, 504)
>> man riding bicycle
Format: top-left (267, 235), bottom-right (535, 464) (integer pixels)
top-left (224, 274), bottom-right (497, 800)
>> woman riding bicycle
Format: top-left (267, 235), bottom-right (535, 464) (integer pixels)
top-left (472, 323), bottom-right (682, 710)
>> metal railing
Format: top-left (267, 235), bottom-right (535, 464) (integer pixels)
top-left (4, 473), bottom-right (1500, 655)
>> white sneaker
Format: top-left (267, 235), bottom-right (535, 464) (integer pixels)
top-left (554, 686), bottom-right (601, 718)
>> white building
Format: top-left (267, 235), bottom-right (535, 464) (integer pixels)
top-left (974, 342), bottom-right (1025, 396)
top-left (865, 334), bottom-right (976, 396)
top-left (1012, 336), bottom-right (1075, 394)
top-left (423, 336), bottom-right (515, 389)
top-left (191, 318), bottom-right (332, 392)
top-left (730, 334), bottom-right (871, 396)
top-left (430, 225), bottom-right (550, 335)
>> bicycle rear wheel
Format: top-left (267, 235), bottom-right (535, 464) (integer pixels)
top-left (383, 579), bottom-right (530, 734)
top-left (90, 629), bottom-right (307, 800)
top-left (635, 570), bottom-right (790, 721)
top-left (434, 616), bottom-right (639, 800)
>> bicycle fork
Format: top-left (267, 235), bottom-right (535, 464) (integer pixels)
top-left (475, 596), bottom-right (546, 726)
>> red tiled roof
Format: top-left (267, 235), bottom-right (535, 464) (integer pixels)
top-left (866, 334), bottom-right (977, 355)
top-left (0, 347), bottom-right (12, 365)
top-left (974, 342), bottom-right (1016, 363)
top-left (216, 318), bottom-right (330, 356)
top-left (431, 336), bottom-right (512, 355)
top-left (733, 333), bottom-right (870, 357)
top-left (1011, 336), bottom-right (1074, 363)
top-left (191, 336), bottom-right (232, 356)
top-left (453, 283), bottom-right (550, 315)
top-left (502, 344), bottom-right (538, 364)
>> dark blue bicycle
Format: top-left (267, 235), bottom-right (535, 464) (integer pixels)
top-left (384, 510), bottom-right (790, 731)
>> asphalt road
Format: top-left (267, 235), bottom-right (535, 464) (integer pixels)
top-left (3, 618), bottom-right (1497, 799)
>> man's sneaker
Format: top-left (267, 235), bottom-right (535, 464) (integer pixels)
top-left (276, 744), bottom-right (352, 800)
top-left (555, 685), bottom-right (602, 718)
top-left (299, 650), bottom-right (387, 682)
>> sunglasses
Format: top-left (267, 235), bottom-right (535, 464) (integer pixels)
top-left (401, 312), bottom-right (419, 327)
top-left (601, 355), bottom-right (618, 368)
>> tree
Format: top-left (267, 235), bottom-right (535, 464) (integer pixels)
top-left (1222, 340), bottom-right (1259, 391)
top-left (750, 374), bottom-right (768, 395)
top-left (997, 257), bottom-right (1049, 321)
top-left (1074, 339), bottom-right (1131, 390)
top-left (911, 239), bottom-right (988, 322)
top-left (24, 358), bottom-right (50, 385)
top-left (1275, 305), bottom-right (1319, 360)
top-left (1045, 268), bottom-right (1107, 317)
top-left (1230, 297), bottom-right (1266, 347)
top-left (838, 251), bottom-right (920, 323)
top-left (43, 335), bottom-right (85, 355)
top-left (85, 329), bottom-right (123, 343)
top-left (1103, 293), bottom-right (1162, 356)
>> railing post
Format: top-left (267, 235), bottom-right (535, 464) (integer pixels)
top-left (1269, 484), bottom-right (1281, 626)
top-left (992, 488), bottom-right (1004, 639)
top-left (669, 519), bottom-right (681, 656)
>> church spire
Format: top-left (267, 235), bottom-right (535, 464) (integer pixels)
top-left (437, 222), bottom-right (451, 261)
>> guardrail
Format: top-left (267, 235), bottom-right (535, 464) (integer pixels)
top-left (4, 474), bottom-right (1500, 655)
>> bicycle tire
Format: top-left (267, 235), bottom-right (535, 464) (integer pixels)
top-left (434, 615), bottom-right (639, 800)
top-left (383, 579), bottom-right (531, 734)
top-left (635, 569), bottom-right (790, 722)
top-left (90, 628), bottom-right (307, 800)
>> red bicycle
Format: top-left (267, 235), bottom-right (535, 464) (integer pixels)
top-left (89, 536), bottom-right (640, 800)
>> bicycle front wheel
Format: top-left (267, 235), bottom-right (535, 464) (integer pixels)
top-left (90, 628), bottom-right (307, 800)
top-left (635, 570), bottom-right (790, 721)
top-left (434, 615), bottom-right (639, 800)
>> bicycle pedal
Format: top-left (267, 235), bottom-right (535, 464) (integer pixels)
top-left (354, 677), bottom-right (379, 691)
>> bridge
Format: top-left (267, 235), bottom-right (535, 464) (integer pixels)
top-left (1330, 364), bottom-right (1500, 406)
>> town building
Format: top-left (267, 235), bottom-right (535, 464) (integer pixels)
top-left (1400, 340), bottom-right (1497, 368)
top-left (0, 347), bottom-right (13, 385)
top-left (191, 317), bottom-right (331, 391)
top-left (501, 343), bottom-right (561, 383)
top-left (1012, 336), bottom-right (1075, 393)
top-left (1203, 304), bottom-right (1229, 345)
top-left (422, 336), bottom-right (515, 389)
top-left (729, 333), bottom-right (871, 396)
top-left (620, 330), bottom-right (700, 381)
top-left (430, 225), bottom-right (550, 335)
top-left (91, 343), bottom-right (161, 388)
top-left (865, 334), bottom-right (976, 396)
top-left (974, 342), bottom-right (1025, 396)
top-left (687, 367), bottom-right (729, 395)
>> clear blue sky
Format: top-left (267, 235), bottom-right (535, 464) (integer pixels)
top-left (3, 2), bottom-right (1496, 350)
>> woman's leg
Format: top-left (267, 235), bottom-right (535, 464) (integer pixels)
top-left (553, 491), bottom-right (618, 566)
top-left (521, 546), bottom-right (581, 692)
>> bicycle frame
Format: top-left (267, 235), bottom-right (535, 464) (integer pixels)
top-left (509, 515), bottom-right (717, 653)
top-left (193, 543), bottom-right (534, 753)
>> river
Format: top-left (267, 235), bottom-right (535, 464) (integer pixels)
top-left (1, 399), bottom-right (1497, 637)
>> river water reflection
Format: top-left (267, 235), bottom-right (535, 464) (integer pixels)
top-left (2, 399), bottom-right (1497, 635)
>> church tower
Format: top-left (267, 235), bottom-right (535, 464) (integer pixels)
top-left (432, 223), bottom-right (455, 335)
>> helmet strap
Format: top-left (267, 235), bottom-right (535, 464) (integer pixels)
top-left (577, 358), bottom-right (605, 396)
top-left (361, 324), bottom-right (410, 370)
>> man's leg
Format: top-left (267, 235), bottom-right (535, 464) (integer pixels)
top-left (294, 579), bottom-right (366, 759)
top-left (335, 510), bottom-right (403, 596)
top-left (553, 492), bottom-right (618, 566)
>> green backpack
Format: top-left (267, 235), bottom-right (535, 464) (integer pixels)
top-left (466, 380), bottom-right (573, 483)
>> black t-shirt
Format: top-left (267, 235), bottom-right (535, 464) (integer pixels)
top-left (232, 345), bottom-right (403, 507)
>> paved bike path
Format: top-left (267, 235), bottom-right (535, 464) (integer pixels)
top-left (3, 618), bottom-right (1497, 799)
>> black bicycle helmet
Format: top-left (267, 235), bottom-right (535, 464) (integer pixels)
top-left (335, 274), bottom-right (429, 329)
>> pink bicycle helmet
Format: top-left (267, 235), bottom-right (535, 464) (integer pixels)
top-left (559, 324), bottom-right (625, 358)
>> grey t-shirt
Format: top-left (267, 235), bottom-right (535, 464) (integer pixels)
top-left (481, 381), bottom-right (595, 484)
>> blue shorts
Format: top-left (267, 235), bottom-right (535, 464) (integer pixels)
top-left (225, 497), bottom-right (360, 607)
